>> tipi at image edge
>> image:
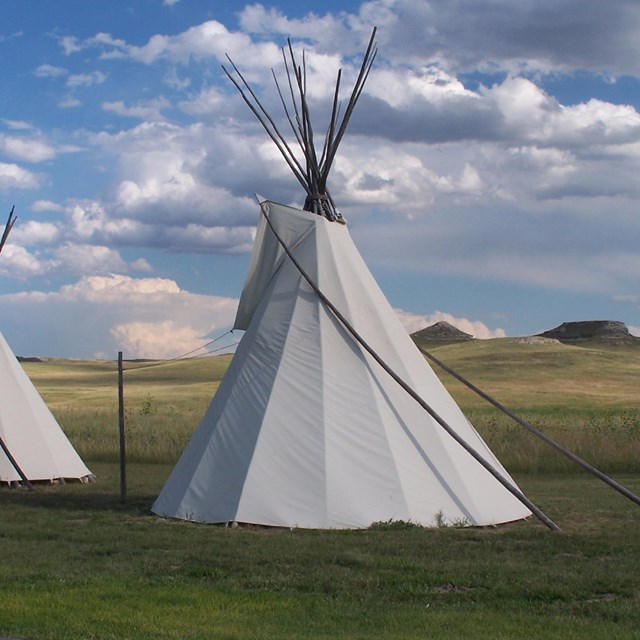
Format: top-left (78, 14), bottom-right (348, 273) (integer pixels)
top-left (0, 207), bottom-right (93, 485)
top-left (152, 30), bottom-right (534, 529)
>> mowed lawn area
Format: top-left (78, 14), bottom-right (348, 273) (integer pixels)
top-left (1, 339), bottom-right (639, 639)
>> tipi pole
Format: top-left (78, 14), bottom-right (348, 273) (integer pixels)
top-left (260, 206), bottom-right (561, 532)
top-left (0, 435), bottom-right (34, 490)
top-left (224, 28), bottom-right (378, 222)
top-left (0, 205), bottom-right (17, 254)
top-left (418, 345), bottom-right (640, 508)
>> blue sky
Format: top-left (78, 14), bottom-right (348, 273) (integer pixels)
top-left (1, 0), bottom-right (639, 358)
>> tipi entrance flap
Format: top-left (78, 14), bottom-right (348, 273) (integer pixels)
top-left (234, 202), bottom-right (317, 331)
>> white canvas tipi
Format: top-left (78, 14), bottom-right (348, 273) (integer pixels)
top-left (153, 200), bottom-right (532, 528)
top-left (0, 207), bottom-right (92, 485)
top-left (153, 30), bottom-right (537, 529)
top-left (0, 332), bottom-right (93, 484)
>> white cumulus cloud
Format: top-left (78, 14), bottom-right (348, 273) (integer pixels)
top-left (0, 134), bottom-right (56, 163)
top-left (0, 162), bottom-right (41, 190)
top-left (0, 274), bottom-right (239, 358)
top-left (66, 71), bottom-right (107, 88)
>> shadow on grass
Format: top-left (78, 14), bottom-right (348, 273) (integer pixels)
top-left (0, 482), bottom-right (158, 518)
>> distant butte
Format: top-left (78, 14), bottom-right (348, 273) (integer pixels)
top-left (411, 321), bottom-right (474, 343)
top-left (411, 319), bottom-right (639, 348)
top-left (537, 320), bottom-right (640, 346)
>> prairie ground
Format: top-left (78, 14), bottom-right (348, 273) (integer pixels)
top-left (1, 340), bottom-right (638, 639)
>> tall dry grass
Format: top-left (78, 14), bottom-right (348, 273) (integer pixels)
top-left (54, 400), bottom-right (205, 464)
top-left (470, 408), bottom-right (640, 473)
top-left (24, 345), bottom-right (640, 474)
top-left (53, 402), bottom-right (640, 474)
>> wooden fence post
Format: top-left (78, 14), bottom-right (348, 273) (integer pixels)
top-left (118, 351), bottom-right (126, 503)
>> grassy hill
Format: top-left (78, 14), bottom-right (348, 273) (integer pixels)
top-left (24, 338), bottom-right (640, 412)
top-left (413, 337), bottom-right (640, 410)
top-left (19, 338), bottom-right (640, 474)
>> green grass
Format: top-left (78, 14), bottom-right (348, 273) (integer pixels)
top-left (0, 464), bottom-right (639, 639)
top-left (2, 342), bottom-right (640, 638)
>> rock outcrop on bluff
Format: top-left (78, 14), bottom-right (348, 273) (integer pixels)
top-left (537, 320), bottom-right (640, 346)
top-left (411, 319), bottom-right (639, 348)
top-left (411, 321), bottom-right (474, 344)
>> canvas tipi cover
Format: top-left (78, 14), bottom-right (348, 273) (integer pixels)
top-left (152, 201), bottom-right (532, 528)
top-left (0, 331), bottom-right (92, 483)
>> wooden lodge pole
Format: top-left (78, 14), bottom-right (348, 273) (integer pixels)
top-left (0, 435), bottom-right (34, 490)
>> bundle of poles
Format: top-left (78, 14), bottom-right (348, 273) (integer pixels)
top-left (0, 205), bottom-right (16, 255)
top-left (223, 29), bottom-right (378, 223)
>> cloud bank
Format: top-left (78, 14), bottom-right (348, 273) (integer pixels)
top-left (0, 274), bottom-right (238, 359)
top-left (1, 0), bottom-right (639, 355)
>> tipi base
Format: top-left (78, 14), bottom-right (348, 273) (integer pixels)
top-left (1, 473), bottom-right (97, 488)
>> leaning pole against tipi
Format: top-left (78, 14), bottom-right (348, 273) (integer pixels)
top-left (0, 207), bottom-right (94, 485)
top-left (153, 30), bottom-right (551, 529)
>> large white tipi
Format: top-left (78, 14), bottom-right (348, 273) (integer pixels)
top-left (0, 208), bottom-right (93, 485)
top-left (153, 31), bottom-right (537, 529)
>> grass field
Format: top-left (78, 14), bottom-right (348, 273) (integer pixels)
top-left (21, 338), bottom-right (640, 473)
top-left (1, 466), bottom-right (639, 639)
top-left (1, 339), bottom-right (639, 639)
